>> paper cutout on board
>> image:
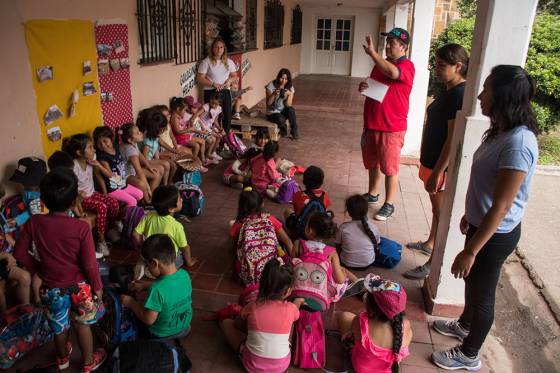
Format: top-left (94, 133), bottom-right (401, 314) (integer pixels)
top-left (114, 39), bottom-right (125, 54)
top-left (98, 59), bottom-right (109, 76)
top-left (97, 44), bottom-right (113, 56)
top-left (44, 105), bottom-right (63, 125)
top-left (37, 66), bottom-right (53, 82)
top-left (83, 82), bottom-right (96, 96)
top-left (47, 126), bottom-right (62, 142)
top-left (110, 59), bottom-right (120, 72)
top-left (100, 92), bottom-right (113, 102)
top-left (119, 58), bottom-right (129, 69)
top-left (83, 60), bottom-right (92, 75)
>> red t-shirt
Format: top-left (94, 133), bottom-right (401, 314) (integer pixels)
top-left (230, 213), bottom-right (283, 243)
top-left (14, 214), bottom-right (102, 291)
top-left (363, 58), bottom-right (415, 132)
top-left (292, 190), bottom-right (331, 216)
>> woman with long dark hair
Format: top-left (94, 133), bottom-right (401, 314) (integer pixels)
top-left (432, 65), bottom-right (539, 370)
top-left (265, 68), bottom-right (299, 139)
top-left (405, 44), bottom-right (469, 280)
top-left (197, 38), bottom-right (237, 133)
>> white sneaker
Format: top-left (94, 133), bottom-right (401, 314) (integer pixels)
top-left (211, 152), bottom-right (223, 160)
top-left (232, 112), bottom-right (241, 120)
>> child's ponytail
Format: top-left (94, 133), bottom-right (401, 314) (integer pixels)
top-left (391, 312), bottom-right (405, 373)
top-left (236, 188), bottom-right (263, 220)
top-left (258, 258), bottom-right (294, 302)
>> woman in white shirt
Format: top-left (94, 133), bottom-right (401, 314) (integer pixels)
top-left (197, 38), bottom-right (237, 133)
top-left (265, 68), bottom-right (299, 139)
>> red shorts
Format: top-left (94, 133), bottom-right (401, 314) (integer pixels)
top-left (419, 165), bottom-right (446, 192)
top-left (361, 130), bottom-right (405, 176)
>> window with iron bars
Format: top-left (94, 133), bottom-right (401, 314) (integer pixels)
top-left (264, 0), bottom-right (284, 49)
top-left (291, 5), bottom-right (302, 44)
top-left (245, 0), bottom-right (258, 50)
top-left (137, 0), bottom-right (205, 65)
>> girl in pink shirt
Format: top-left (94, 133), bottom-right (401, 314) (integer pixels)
top-left (250, 141), bottom-right (283, 196)
top-left (337, 274), bottom-right (412, 373)
top-left (220, 258), bottom-right (305, 373)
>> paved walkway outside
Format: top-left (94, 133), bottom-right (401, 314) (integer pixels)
top-left (10, 75), bottom-right (491, 373)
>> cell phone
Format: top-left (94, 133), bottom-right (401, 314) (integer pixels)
top-left (0, 213), bottom-right (15, 234)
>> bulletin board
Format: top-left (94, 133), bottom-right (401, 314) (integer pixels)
top-left (24, 20), bottom-right (102, 158)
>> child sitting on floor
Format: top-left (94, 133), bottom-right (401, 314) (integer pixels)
top-left (120, 123), bottom-right (165, 203)
top-left (141, 110), bottom-right (177, 185)
top-left (289, 212), bottom-right (364, 301)
top-left (121, 234), bottom-right (193, 339)
top-left (250, 141), bottom-right (285, 198)
top-left (223, 148), bottom-right (260, 189)
top-left (337, 274), bottom-right (412, 373)
top-left (337, 194), bottom-right (381, 270)
top-left (65, 134), bottom-right (120, 256)
top-left (220, 258), bottom-right (304, 373)
top-left (14, 168), bottom-right (106, 372)
top-left (133, 185), bottom-right (197, 269)
top-left (7, 157), bottom-right (47, 229)
top-left (152, 105), bottom-right (197, 161)
top-left (93, 126), bottom-right (144, 207)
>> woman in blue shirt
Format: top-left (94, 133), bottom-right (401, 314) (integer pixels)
top-left (432, 65), bottom-right (539, 371)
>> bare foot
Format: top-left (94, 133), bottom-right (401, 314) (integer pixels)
top-left (186, 257), bottom-right (199, 267)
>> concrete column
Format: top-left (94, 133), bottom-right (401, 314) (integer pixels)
top-left (402, 0), bottom-right (436, 156)
top-left (424, 0), bottom-right (539, 316)
top-left (394, 2), bottom-right (409, 29)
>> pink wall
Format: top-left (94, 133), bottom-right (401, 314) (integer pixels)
top-left (0, 0), bottom-right (302, 191)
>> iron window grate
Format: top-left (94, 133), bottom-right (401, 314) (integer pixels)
top-left (264, 0), bottom-right (284, 49)
top-left (291, 5), bottom-right (302, 44)
top-left (245, 0), bottom-right (258, 50)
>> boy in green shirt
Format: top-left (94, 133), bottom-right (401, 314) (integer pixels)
top-left (121, 234), bottom-right (193, 338)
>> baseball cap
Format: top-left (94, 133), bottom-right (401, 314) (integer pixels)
top-left (184, 95), bottom-right (202, 108)
top-left (10, 157), bottom-right (47, 187)
top-left (364, 273), bottom-right (407, 320)
top-left (381, 27), bottom-right (410, 45)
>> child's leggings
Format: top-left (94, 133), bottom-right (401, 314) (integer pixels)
top-left (81, 192), bottom-right (119, 236)
top-left (108, 185), bottom-right (144, 207)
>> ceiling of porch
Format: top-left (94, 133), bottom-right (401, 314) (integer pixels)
top-left (299, 0), bottom-right (393, 9)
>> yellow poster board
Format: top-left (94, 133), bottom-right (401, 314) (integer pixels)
top-left (25, 20), bottom-right (102, 158)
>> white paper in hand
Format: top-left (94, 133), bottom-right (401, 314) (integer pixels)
top-left (361, 78), bottom-right (389, 102)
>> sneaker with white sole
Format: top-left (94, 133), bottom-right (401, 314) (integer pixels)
top-left (56, 341), bottom-right (73, 370)
top-left (362, 193), bottom-right (379, 204)
top-left (232, 112), bottom-right (241, 120)
top-left (404, 264), bottom-right (430, 279)
top-left (374, 202), bottom-right (395, 221)
top-left (342, 278), bottom-right (366, 298)
top-left (406, 241), bottom-right (433, 255)
top-left (432, 347), bottom-right (481, 371)
top-left (83, 348), bottom-right (107, 373)
top-left (433, 319), bottom-right (469, 340)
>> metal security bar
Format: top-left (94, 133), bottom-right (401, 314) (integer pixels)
top-left (137, 0), bottom-right (176, 64)
top-left (291, 5), bottom-right (302, 44)
top-left (264, 0), bottom-right (284, 49)
top-left (245, 0), bottom-right (258, 50)
top-left (175, 0), bottom-right (204, 64)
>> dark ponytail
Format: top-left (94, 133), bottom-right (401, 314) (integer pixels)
top-left (391, 312), bottom-right (405, 373)
top-left (258, 258), bottom-right (294, 302)
top-left (346, 195), bottom-right (379, 253)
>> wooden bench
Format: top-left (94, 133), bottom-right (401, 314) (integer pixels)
top-left (231, 113), bottom-right (283, 141)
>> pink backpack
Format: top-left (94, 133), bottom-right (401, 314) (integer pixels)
top-left (236, 213), bottom-right (278, 285)
top-left (291, 241), bottom-right (336, 312)
top-left (293, 310), bottom-right (325, 369)
top-left (225, 132), bottom-right (247, 158)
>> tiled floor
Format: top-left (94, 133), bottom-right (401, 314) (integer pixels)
top-left (9, 75), bottom-right (490, 372)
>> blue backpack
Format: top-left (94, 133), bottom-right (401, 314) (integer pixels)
top-left (182, 170), bottom-right (202, 187)
top-left (176, 183), bottom-right (204, 218)
top-left (373, 237), bottom-right (402, 269)
top-left (296, 191), bottom-right (327, 238)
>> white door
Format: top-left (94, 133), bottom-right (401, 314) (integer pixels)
top-left (313, 17), bottom-right (353, 75)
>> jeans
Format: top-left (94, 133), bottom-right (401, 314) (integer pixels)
top-left (204, 88), bottom-right (233, 133)
top-left (266, 106), bottom-right (298, 137)
top-left (459, 223), bottom-right (521, 357)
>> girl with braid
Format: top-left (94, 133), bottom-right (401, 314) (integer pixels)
top-left (337, 274), bottom-right (412, 373)
top-left (336, 195), bottom-right (381, 270)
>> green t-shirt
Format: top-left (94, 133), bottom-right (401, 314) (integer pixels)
top-left (134, 212), bottom-right (188, 253)
top-left (144, 269), bottom-right (193, 337)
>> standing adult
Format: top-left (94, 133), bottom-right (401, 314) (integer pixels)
top-left (432, 65), bottom-right (539, 370)
top-left (197, 38), bottom-right (238, 133)
top-left (405, 44), bottom-right (469, 280)
top-left (265, 68), bottom-right (299, 139)
top-left (359, 28), bottom-right (415, 221)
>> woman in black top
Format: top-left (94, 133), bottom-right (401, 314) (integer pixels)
top-left (404, 44), bottom-right (469, 279)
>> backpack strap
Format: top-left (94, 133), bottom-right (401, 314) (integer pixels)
top-left (304, 190), bottom-right (325, 204)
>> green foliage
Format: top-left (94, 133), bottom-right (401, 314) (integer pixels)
top-left (429, 13), bottom-right (560, 133)
top-left (538, 131), bottom-right (560, 165)
top-left (458, 0), bottom-right (477, 18)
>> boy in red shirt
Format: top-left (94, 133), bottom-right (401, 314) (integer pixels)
top-left (14, 168), bottom-right (106, 372)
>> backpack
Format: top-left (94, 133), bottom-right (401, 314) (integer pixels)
top-left (0, 195), bottom-right (27, 253)
top-left (236, 214), bottom-right (278, 285)
top-left (373, 237), bottom-right (402, 269)
top-left (182, 170), bottom-right (202, 187)
top-left (225, 132), bottom-right (247, 158)
top-left (93, 287), bottom-right (138, 353)
top-left (296, 191), bottom-right (327, 238)
top-left (176, 183), bottom-right (204, 218)
top-left (276, 179), bottom-right (300, 204)
top-left (291, 241), bottom-right (335, 312)
top-left (102, 339), bottom-right (192, 373)
top-left (293, 310), bottom-right (325, 369)
top-left (0, 304), bottom-right (54, 369)
top-left (120, 206), bottom-right (145, 250)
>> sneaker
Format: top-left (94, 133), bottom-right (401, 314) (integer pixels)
top-left (374, 202), bottom-right (395, 221)
top-left (231, 182), bottom-right (244, 190)
top-left (95, 251), bottom-right (103, 259)
top-left (404, 264), bottom-right (431, 279)
top-left (343, 278), bottom-right (366, 298)
top-left (57, 341), bottom-right (73, 370)
top-left (433, 319), bottom-right (469, 340)
top-left (406, 241), bottom-right (433, 255)
top-left (232, 112), bottom-right (241, 120)
top-left (431, 347), bottom-right (481, 371)
top-left (199, 166), bottom-right (209, 173)
top-left (83, 348), bottom-right (107, 373)
top-left (362, 193), bottom-right (379, 204)
top-left (205, 158), bottom-right (219, 165)
top-left (211, 152), bottom-right (223, 160)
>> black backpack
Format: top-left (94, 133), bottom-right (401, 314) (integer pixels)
top-left (296, 191), bottom-right (327, 238)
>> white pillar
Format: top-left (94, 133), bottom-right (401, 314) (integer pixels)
top-left (402, 0), bottom-right (435, 156)
top-left (424, 0), bottom-right (539, 316)
top-left (394, 2), bottom-right (409, 29)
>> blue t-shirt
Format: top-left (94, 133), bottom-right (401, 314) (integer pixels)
top-left (465, 126), bottom-right (538, 233)
top-left (142, 138), bottom-right (160, 160)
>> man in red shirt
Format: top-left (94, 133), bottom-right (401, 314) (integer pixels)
top-left (359, 28), bottom-right (415, 221)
